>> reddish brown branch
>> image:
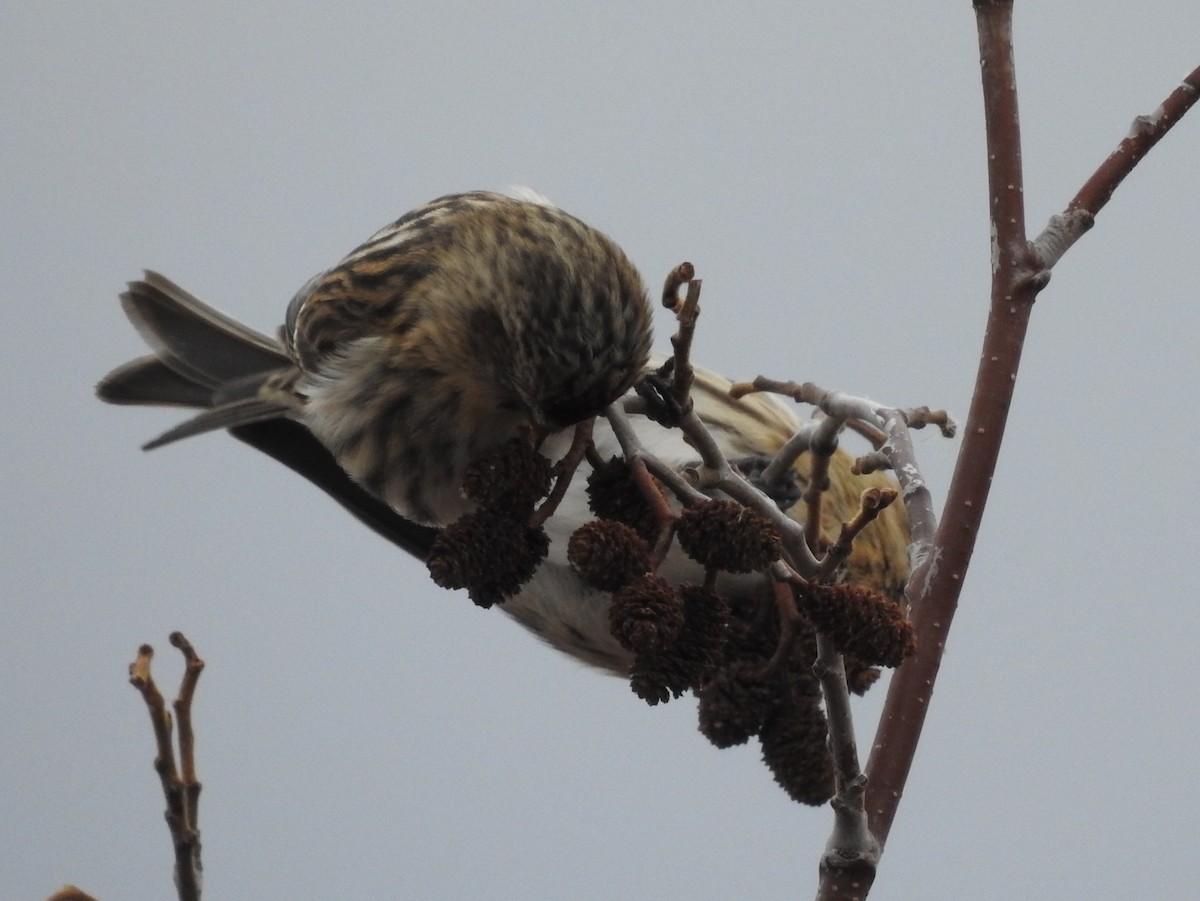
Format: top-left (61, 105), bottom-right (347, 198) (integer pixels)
top-left (660, 262), bottom-right (701, 409)
top-left (1069, 66), bottom-right (1200, 218)
top-left (628, 455), bottom-right (680, 569)
top-left (753, 577), bottom-right (804, 679)
top-left (531, 418), bottom-right (594, 527)
top-left (1035, 64), bottom-right (1200, 268)
top-left (824, 9), bottom-right (1200, 899)
top-left (857, 4), bottom-right (1041, 869)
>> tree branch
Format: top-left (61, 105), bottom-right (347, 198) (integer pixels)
top-left (1035, 64), bottom-right (1200, 267)
top-left (826, 8), bottom-right (1199, 899)
top-left (860, 1), bottom-right (1042, 865)
top-left (128, 635), bottom-right (205, 901)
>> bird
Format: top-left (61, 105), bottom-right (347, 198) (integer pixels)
top-left (98, 190), bottom-right (910, 674)
top-left (101, 190), bottom-right (653, 528)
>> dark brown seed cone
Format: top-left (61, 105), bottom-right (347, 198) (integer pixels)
top-left (675, 585), bottom-right (731, 677)
top-left (676, 500), bottom-right (782, 573)
top-left (627, 586), bottom-right (731, 705)
top-left (843, 654), bottom-right (882, 695)
top-left (696, 662), bottom-right (775, 749)
top-left (567, 520), bottom-right (650, 592)
top-left (721, 589), bottom-right (784, 667)
top-left (586, 456), bottom-right (663, 541)
top-left (628, 661), bottom-right (673, 706)
top-left (426, 510), bottom-right (549, 608)
top-left (608, 574), bottom-right (685, 654)
top-left (796, 581), bottom-right (916, 668)
top-left (460, 440), bottom-right (554, 516)
top-left (759, 699), bottom-right (836, 806)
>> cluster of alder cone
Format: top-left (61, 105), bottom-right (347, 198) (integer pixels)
top-left (425, 439), bottom-right (915, 805)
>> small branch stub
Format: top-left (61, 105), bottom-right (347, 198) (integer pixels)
top-left (128, 634), bottom-right (205, 901)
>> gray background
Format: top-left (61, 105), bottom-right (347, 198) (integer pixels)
top-left (4, 4), bottom-right (1198, 899)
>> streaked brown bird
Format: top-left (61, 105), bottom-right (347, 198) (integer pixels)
top-left (101, 191), bottom-right (652, 527)
top-left (99, 190), bottom-right (909, 672)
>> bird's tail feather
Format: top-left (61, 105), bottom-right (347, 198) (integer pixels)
top-left (98, 270), bottom-right (440, 556)
top-left (97, 271), bottom-right (297, 449)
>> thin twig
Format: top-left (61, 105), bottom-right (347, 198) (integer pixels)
top-left (661, 262), bottom-right (701, 409)
top-left (817, 487), bottom-right (899, 581)
top-left (753, 576), bottom-right (804, 678)
top-left (628, 455), bottom-right (680, 569)
top-left (898, 406), bottom-right (957, 438)
top-left (675, 406), bottom-right (822, 575)
top-left (1034, 64), bottom-right (1200, 268)
top-left (801, 415), bottom-right (842, 554)
top-left (531, 418), bottom-right (595, 527)
top-left (732, 375), bottom-right (954, 455)
top-left (876, 410), bottom-right (940, 593)
top-left (129, 636), bottom-right (204, 901)
top-left (850, 451), bottom-right (891, 476)
top-left (604, 401), bottom-right (708, 508)
top-left (815, 632), bottom-right (878, 879)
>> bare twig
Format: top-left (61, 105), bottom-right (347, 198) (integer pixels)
top-left (898, 406), bottom-right (957, 438)
top-left (1034, 64), bottom-right (1200, 268)
top-left (815, 632), bottom-right (878, 879)
top-left (753, 575), bottom-right (805, 678)
top-left (732, 376), bottom-right (954, 455)
top-left (817, 487), bottom-right (899, 581)
top-left (875, 410), bottom-right (940, 598)
top-left (661, 262), bottom-right (701, 409)
top-left (129, 636), bottom-right (205, 901)
top-left (169, 631), bottom-right (203, 866)
top-left (755, 420), bottom-right (820, 486)
top-left (801, 415), bottom-right (842, 554)
top-left (850, 451), bottom-right (891, 476)
top-left (531, 418), bottom-right (594, 527)
top-left (604, 401), bottom-right (708, 509)
top-left (675, 406), bottom-right (823, 576)
top-left (817, 7), bottom-right (1199, 899)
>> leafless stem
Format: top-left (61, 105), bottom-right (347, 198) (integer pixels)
top-left (855, 6), bottom-right (1042, 877)
top-left (169, 633), bottom-right (203, 845)
top-left (661, 262), bottom-right (701, 409)
top-left (818, 5), bottom-right (1199, 897)
top-left (531, 418), bottom-right (594, 527)
top-left (733, 376), bottom-right (954, 454)
top-left (604, 401), bottom-right (708, 508)
top-left (817, 488), bottom-right (899, 581)
top-left (898, 406), bottom-right (957, 438)
top-left (1034, 64), bottom-right (1200, 267)
top-left (675, 406), bottom-right (822, 576)
top-left (129, 636), bottom-right (204, 901)
top-left (628, 456), bottom-right (681, 569)
top-left (753, 576), bottom-right (804, 678)
top-left (875, 410), bottom-right (940, 603)
top-left (815, 632), bottom-right (878, 881)
top-left (801, 415), bottom-right (841, 553)
top-left (850, 451), bottom-right (890, 476)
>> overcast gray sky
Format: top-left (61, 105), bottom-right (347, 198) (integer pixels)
top-left (4, 4), bottom-right (1198, 899)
